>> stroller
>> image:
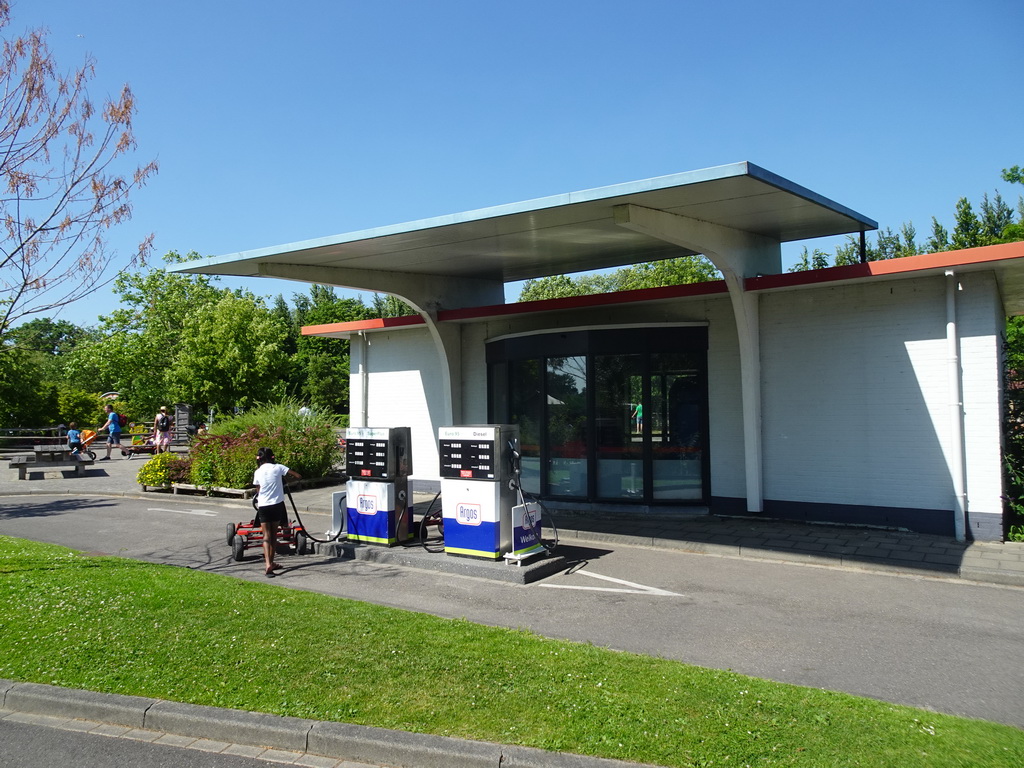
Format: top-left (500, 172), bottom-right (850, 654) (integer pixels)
top-left (73, 429), bottom-right (99, 461)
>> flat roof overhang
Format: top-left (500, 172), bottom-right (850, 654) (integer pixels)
top-left (173, 162), bottom-right (878, 286)
top-left (303, 241), bottom-right (1024, 338)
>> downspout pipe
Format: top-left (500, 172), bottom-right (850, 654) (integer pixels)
top-left (946, 270), bottom-right (968, 541)
top-left (358, 331), bottom-right (369, 428)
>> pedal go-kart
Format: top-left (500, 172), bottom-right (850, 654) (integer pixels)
top-left (226, 503), bottom-right (312, 561)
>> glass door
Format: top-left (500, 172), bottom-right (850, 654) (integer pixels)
top-left (594, 354), bottom-right (644, 499)
top-left (650, 352), bottom-right (705, 500)
top-left (546, 356), bottom-right (588, 497)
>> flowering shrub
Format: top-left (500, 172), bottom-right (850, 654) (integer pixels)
top-left (136, 451), bottom-right (191, 487)
top-left (188, 401), bottom-right (342, 489)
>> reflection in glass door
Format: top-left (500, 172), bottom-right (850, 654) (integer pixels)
top-left (651, 353), bottom-right (704, 500)
top-left (546, 356), bottom-right (587, 497)
top-left (509, 359), bottom-right (542, 495)
top-left (595, 354), bottom-right (644, 499)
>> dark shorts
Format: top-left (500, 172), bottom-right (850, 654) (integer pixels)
top-left (256, 502), bottom-right (287, 527)
top-left (107, 432), bottom-right (121, 445)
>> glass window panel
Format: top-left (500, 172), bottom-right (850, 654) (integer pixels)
top-left (594, 354), bottom-right (644, 499)
top-left (508, 359), bottom-right (542, 494)
top-left (546, 356), bottom-right (587, 497)
top-left (651, 353), bottom-right (704, 500)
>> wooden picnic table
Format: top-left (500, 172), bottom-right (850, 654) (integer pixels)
top-left (33, 445), bottom-right (75, 462)
top-left (7, 445), bottom-right (94, 479)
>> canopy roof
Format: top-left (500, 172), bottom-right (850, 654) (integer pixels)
top-left (175, 162), bottom-right (878, 284)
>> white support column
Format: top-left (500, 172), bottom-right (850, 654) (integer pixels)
top-left (614, 204), bottom-right (780, 513)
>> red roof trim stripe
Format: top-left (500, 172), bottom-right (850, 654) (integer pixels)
top-left (746, 241), bottom-right (1024, 291)
top-left (300, 315), bottom-right (425, 336)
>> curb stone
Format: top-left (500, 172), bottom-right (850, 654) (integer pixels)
top-left (0, 679), bottom-right (659, 768)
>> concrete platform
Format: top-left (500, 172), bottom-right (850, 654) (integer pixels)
top-left (319, 539), bottom-right (570, 584)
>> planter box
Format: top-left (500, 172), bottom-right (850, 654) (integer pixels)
top-left (140, 476), bottom-right (342, 498)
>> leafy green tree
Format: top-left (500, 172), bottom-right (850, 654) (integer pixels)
top-left (371, 293), bottom-right (415, 317)
top-left (271, 294), bottom-right (299, 357)
top-left (169, 291), bottom-right (289, 415)
top-left (900, 223), bottom-right (918, 256)
top-left (6, 318), bottom-right (95, 357)
top-left (0, 345), bottom-right (47, 426)
top-left (980, 192), bottom-right (1014, 242)
top-left (4, 317), bottom-right (98, 382)
top-left (789, 247), bottom-right (831, 272)
top-left (950, 198), bottom-right (983, 250)
top-left (56, 388), bottom-right (105, 427)
top-left (926, 217), bottom-right (950, 253)
top-left (519, 274), bottom-right (596, 301)
top-left (610, 256), bottom-right (719, 290)
top-left (62, 252), bottom-right (223, 413)
top-left (833, 240), bottom-right (860, 267)
top-left (289, 285), bottom-right (370, 415)
top-left (519, 256), bottom-right (718, 299)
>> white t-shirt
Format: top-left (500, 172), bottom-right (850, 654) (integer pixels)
top-left (253, 462), bottom-right (291, 506)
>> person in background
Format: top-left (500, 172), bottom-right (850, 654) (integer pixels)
top-left (153, 406), bottom-right (174, 454)
top-left (67, 423), bottom-right (82, 455)
top-left (96, 403), bottom-right (121, 460)
top-left (252, 447), bottom-right (301, 577)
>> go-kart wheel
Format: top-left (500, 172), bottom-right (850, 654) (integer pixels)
top-left (231, 534), bottom-right (247, 562)
top-left (226, 522), bottom-right (237, 546)
top-left (296, 531), bottom-right (309, 555)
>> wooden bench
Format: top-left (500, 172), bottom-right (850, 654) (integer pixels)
top-left (8, 455), bottom-right (95, 480)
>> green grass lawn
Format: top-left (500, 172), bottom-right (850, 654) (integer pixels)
top-left (0, 535), bottom-right (1020, 767)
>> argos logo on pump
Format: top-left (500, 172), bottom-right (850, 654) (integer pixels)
top-left (357, 494), bottom-right (378, 515)
top-left (455, 503), bottom-right (482, 526)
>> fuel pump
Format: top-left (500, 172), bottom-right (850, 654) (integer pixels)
top-left (438, 424), bottom-right (544, 560)
top-left (344, 426), bottom-right (413, 546)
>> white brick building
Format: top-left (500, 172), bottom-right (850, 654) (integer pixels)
top-left (178, 164), bottom-right (1024, 541)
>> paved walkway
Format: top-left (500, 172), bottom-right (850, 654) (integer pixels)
top-left (2, 450), bottom-right (1022, 587)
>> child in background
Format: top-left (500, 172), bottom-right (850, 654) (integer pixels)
top-left (67, 423), bottom-right (83, 455)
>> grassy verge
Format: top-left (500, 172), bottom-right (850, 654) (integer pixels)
top-left (0, 535), bottom-right (1020, 767)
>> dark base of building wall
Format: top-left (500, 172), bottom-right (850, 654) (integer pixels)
top-left (711, 497), bottom-right (960, 538)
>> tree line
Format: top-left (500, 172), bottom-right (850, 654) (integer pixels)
top-left (0, 251), bottom-right (406, 428)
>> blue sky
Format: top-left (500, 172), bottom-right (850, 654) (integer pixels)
top-left (18, 0), bottom-right (1024, 326)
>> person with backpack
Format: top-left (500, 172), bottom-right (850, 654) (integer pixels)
top-left (95, 403), bottom-right (123, 460)
top-left (153, 406), bottom-right (174, 454)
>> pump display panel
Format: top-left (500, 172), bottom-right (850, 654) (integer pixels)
top-left (439, 438), bottom-right (497, 479)
top-left (344, 426), bottom-right (411, 479)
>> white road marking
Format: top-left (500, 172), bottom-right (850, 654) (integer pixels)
top-left (148, 507), bottom-right (219, 517)
top-left (540, 569), bottom-right (682, 596)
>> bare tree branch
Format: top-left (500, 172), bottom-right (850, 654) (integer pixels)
top-left (0, 1), bottom-right (157, 335)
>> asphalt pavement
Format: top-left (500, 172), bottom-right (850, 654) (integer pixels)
top-left (1, 451), bottom-right (1022, 765)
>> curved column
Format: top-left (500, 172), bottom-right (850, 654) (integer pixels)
top-left (614, 204), bottom-right (780, 513)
